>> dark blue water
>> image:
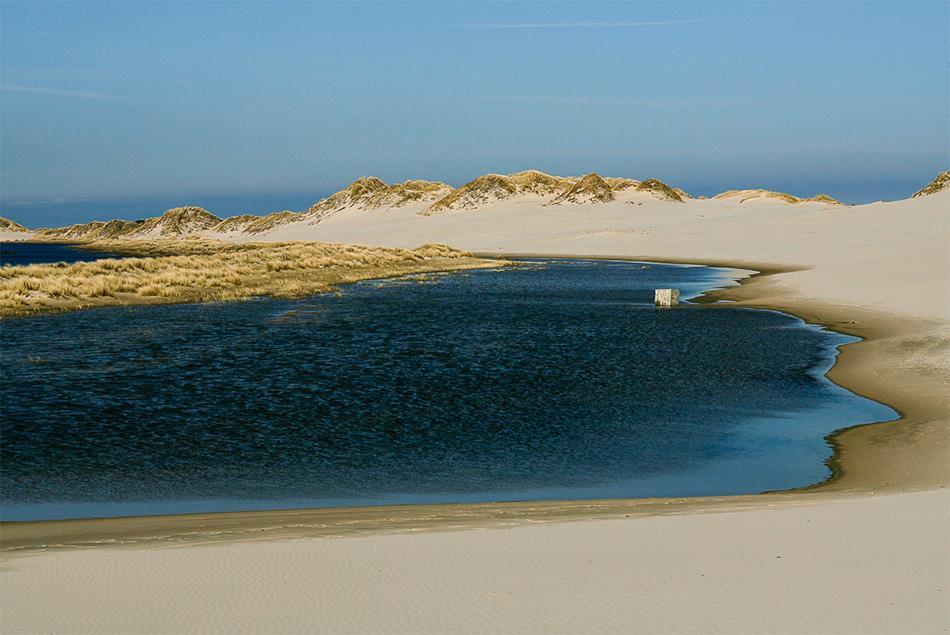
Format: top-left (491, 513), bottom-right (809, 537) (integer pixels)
top-left (0, 260), bottom-right (894, 521)
top-left (0, 242), bottom-right (121, 266)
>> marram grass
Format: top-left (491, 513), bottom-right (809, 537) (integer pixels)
top-left (0, 240), bottom-right (508, 317)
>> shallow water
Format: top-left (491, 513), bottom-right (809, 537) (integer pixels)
top-left (0, 260), bottom-right (894, 520)
top-left (0, 242), bottom-right (121, 266)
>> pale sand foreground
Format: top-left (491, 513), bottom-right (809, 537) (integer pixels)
top-left (2, 491), bottom-right (947, 634)
top-left (3, 189), bottom-right (948, 633)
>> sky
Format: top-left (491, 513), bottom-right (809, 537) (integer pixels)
top-left (1, 0), bottom-right (947, 227)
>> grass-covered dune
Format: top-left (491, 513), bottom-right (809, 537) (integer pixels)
top-left (0, 240), bottom-right (508, 317)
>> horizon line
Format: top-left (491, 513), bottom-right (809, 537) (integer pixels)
top-left (454, 19), bottom-right (707, 29)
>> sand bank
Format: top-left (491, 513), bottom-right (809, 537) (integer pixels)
top-left (0, 231), bottom-right (33, 242)
top-left (2, 491), bottom-right (946, 633)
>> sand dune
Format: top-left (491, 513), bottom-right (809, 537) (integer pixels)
top-left (0, 217), bottom-right (28, 233)
top-left (8, 171), bottom-right (694, 239)
top-left (2, 172), bottom-right (948, 633)
top-left (0, 216), bottom-right (33, 241)
top-left (913, 170), bottom-right (949, 197)
top-left (34, 207), bottom-right (223, 240)
top-left (249, 178), bottom-right (948, 322)
top-left (11, 170), bottom-right (863, 241)
top-left (308, 177), bottom-right (453, 219)
top-left (714, 188), bottom-right (842, 205)
top-left (548, 172), bottom-right (615, 204)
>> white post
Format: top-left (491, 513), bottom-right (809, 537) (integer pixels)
top-left (654, 288), bottom-right (680, 307)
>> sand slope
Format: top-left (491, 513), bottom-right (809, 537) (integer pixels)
top-left (2, 491), bottom-right (946, 634)
top-left (0, 230), bottom-right (34, 242)
top-left (251, 188), bottom-right (949, 321)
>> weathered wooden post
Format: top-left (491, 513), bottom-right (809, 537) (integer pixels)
top-left (654, 288), bottom-right (680, 307)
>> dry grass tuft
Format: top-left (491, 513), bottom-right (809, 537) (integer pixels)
top-left (0, 217), bottom-right (29, 232)
top-left (714, 189), bottom-right (842, 206)
top-left (635, 179), bottom-right (685, 203)
top-left (422, 171), bottom-right (575, 214)
top-left (0, 240), bottom-right (509, 317)
top-left (307, 178), bottom-right (453, 218)
top-left (912, 171), bottom-right (950, 197)
top-left (548, 173), bottom-right (615, 205)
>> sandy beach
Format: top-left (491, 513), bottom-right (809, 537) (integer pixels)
top-left (2, 188), bottom-right (948, 633)
top-left (3, 0), bottom-right (947, 628)
top-left (3, 491), bottom-right (946, 634)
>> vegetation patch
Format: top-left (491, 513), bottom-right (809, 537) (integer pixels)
top-left (0, 240), bottom-right (509, 317)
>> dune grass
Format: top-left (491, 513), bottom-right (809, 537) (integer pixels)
top-left (0, 240), bottom-right (509, 317)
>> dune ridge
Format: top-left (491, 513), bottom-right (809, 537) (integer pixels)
top-left (714, 189), bottom-right (843, 205)
top-left (4, 170), bottom-right (693, 237)
top-left (34, 207), bottom-right (222, 241)
top-left (912, 170), bottom-right (950, 197)
top-left (11, 168), bottom-right (923, 241)
top-left (0, 216), bottom-right (28, 232)
top-left (548, 173), bottom-right (615, 205)
top-left (422, 170), bottom-right (574, 213)
top-left (308, 177), bottom-right (453, 218)
top-left (635, 178), bottom-right (686, 202)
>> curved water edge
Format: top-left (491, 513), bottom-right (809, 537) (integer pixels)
top-left (0, 259), bottom-right (896, 521)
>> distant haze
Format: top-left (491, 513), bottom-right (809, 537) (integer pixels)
top-left (2, 1), bottom-right (947, 227)
top-left (3, 192), bottom-right (328, 229)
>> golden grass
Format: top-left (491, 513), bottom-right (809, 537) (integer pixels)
top-left (308, 178), bottom-right (453, 216)
top-left (712, 189), bottom-right (842, 205)
top-left (0, 216), bottom-right (28, 232)
top-left (549, 173), bottom-right (615, 205)
top-left (912, 170), bottom-right (949, 197)
top-left (0, 240), bottom-right (509, 317)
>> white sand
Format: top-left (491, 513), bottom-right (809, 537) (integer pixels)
top-left (0, 230), bottom-right (34, 242)
top-left (2, 491), bottom-right (947, 634)
top-left (252, 189), bottom-right (950, 321)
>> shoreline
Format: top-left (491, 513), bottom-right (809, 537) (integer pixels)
top-left (2, 254), bottom-right (945, 554)
top-left (476, 253), bottom-right (949, 494)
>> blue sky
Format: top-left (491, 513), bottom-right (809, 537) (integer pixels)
top-left (1, 1), bottom-right (947, 226)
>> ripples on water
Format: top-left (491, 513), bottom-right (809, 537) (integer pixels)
top-left (0, 242), bottom-right (121, 266)
top-left (0, 259), bottom-right (894, 520)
